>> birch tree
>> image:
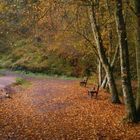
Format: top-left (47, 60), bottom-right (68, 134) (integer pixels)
top-left (88, 1), bottom-right (120, 103)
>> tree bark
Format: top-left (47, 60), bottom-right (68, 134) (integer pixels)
top-left (88, 3), bottom-right (120, 103)
top-left (115, 0), bottom-right (137, 122)
top-left (101, 76), bottom-right (107, 88)
top-left (134, 0), bottom-right (140, 120)
top-left (101, 45), bottom-right (119, 89)
top-left (98, 60), bottom-right (103, 86)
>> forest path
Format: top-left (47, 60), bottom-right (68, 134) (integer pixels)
top-left (0, 76), bottom-right (140, 140)
top-left (0, 73), bottom-right (18, 98)
top-left (0, 76), bottom-right (17, 87)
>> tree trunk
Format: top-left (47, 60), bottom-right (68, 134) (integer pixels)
top-left (101, 76), bottom-right (107, 88)
top-left (134, 0), bottom-right (140, 120)
top-left (98, 60), bottom-right (103, 86)
top-left (101, 45), bottom-right (119, 89)
top-left (115, 0), bottom-right (137, 122)
top-left (88, 3), bottom-right (120, 103)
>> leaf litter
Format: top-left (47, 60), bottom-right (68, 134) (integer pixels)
top-left (0, 78), bottom-right (140, 140)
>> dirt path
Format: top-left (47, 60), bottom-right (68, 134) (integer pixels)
top-left (0, 77), bottom-right (140, 140)
top-left (0, 76), bottom-right (17, 86)
top-left (0, 75), bottom-right (17, 98)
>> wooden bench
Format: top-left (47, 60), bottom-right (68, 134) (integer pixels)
top-left (88, 85), bottom-right (100, 98)
top-left (80, 77), bottom-right (89, 87)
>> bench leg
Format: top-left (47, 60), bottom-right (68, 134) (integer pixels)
top-left (89, 93), bottom-right (93, 98)
top-left (95, 92), bottom-right (99, 98)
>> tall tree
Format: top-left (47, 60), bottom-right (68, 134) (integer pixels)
top-left (115, 0), bottom-right (137, 122)
top-left (134, 0), bottom-right (140, 119)
top-left (88, 1), bottom-right (120, 103)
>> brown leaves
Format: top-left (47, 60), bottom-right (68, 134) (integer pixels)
top-left (0, 78), bottom-right (140, 139)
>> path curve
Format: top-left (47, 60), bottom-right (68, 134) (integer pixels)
top-left (0, 76), bottom-right (17, 87)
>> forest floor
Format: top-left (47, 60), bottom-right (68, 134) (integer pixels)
top-left (0, 75), bottom-right (140, 140)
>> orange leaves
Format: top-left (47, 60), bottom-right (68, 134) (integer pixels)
top-left (0, 78), bottom-right (140, 139)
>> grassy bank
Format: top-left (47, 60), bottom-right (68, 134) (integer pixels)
top-left (0, 68), bottom-right (79, 80)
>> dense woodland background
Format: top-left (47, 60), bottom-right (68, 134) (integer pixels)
top-left (0, 0), bottom-right (140, 123)
top-left (0, 0), bottom-right (136, 77)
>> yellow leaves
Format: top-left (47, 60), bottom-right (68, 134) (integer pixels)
top-left (0, 2), bottom-right (6, 12)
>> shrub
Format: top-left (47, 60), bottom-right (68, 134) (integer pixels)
top-left (15, 78), bottom-right (27, 85)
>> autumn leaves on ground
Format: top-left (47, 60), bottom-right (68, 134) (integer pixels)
top-left (0, 76), bottom-right (140, 140)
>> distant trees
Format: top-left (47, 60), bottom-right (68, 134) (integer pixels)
top-left (0, 0), bottom-right (97, 77)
